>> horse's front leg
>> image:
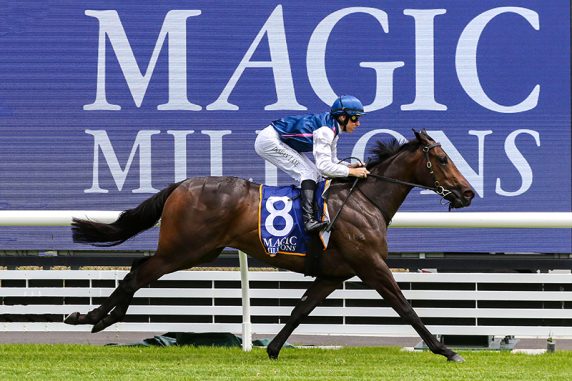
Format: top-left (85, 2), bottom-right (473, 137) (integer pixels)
top-left (356, 259), bottom-right (464, 362)
top-left (267, 276), bottom-right (345, 360)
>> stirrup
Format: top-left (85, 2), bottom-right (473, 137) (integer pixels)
top-left (305, 219), bottom-right (328, 232)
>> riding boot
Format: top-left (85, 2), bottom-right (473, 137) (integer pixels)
top-left (300, 180), bottom-right (328, 233)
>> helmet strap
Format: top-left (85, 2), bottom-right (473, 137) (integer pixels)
top-left (337, 114), bottom-right (349, 131)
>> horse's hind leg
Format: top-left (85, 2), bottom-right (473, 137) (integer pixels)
top-left (356, 260), bottom-right (464, 363)
top-left (267, 276), bottom-right (345, 360)
top-left (66, 247), bottom-right (223, 332)
top-left (64, 256), bottom-right (150, 331)
top-left (88, 256), bottom-right (150, 333)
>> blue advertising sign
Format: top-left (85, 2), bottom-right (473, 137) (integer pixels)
top-left (0, 1), bottom-right (570, 252)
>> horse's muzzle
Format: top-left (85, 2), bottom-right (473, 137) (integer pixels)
top-left (448, 188), bottom-right (475, 208)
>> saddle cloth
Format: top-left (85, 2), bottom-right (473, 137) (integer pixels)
top-left (258, 180), bottom-right (331, 257)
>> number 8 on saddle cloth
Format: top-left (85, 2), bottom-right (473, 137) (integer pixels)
top-left (258, 180), bottom-right (331, 257)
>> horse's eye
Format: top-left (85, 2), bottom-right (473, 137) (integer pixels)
top-left (438, 156), bottom-right (448, 164)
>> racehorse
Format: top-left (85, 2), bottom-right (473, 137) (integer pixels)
top-left (65, 129), bottom-right (474, 362)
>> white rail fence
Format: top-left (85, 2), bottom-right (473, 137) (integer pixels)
top-left (0, 211), bottom-right (571, 350)
top-left (1, 211), bottom-right (571, 228)
top-left (1, 270), bottom-right (571, 337)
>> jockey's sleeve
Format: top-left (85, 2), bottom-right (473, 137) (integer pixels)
top-left (313, 127), bottom-right (350, 178)
top-left (331, 134), bottom-right (350, 167)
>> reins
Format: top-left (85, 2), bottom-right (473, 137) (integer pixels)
top-left (324, 177), bottom-right (359, 232)
top-left (365, 142), bottom-right (452, 198)
top-left (366, 173), bottom-right (437, 193)
top-left (325, 143), bottom-right (453, 231)
top-left (324, 157), bottom-right (362, 232)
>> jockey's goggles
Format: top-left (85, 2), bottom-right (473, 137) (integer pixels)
top-left (349, 114), bottom-right (362, 122)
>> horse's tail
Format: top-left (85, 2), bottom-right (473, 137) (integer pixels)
top-left (72, 181), bottom-right (184, 246)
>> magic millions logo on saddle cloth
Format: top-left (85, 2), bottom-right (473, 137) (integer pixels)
top-left (258, 181), bottom-right (331, 257)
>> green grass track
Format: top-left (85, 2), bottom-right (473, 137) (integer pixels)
top-left (0, 345), bottom-right (571, 380)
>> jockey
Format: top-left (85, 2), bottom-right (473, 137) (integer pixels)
top-left (255, 95), bottom-right (370, 233)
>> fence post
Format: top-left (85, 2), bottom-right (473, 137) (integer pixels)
top-left (239, 251), bottom-right (252, 351)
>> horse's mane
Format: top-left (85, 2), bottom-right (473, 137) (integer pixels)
top-left (366, 137), bottom-right (420, 169)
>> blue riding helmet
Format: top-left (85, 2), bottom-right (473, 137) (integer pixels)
top-left (330, 95), bottom-right (365, 117)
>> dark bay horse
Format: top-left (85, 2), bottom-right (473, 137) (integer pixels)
top-left (65, 130), bottom-right (474, 362)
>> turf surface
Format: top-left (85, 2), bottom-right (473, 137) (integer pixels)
top-left (0, 345), bottom-right (570, 380)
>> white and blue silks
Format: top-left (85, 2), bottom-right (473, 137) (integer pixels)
top-left (271, 112), bottom-right (339, 152)
top-left (255, 112), bottom-right (350, 185)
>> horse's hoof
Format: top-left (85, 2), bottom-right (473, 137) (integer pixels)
top-left (64, 312), bottom-right (80, 325)
top-left (448, 354), bottom-right (465, 363)
top-left (266, 347), bottom-right (279, 360)
top-left (91, 321), bottom-right (106, 333)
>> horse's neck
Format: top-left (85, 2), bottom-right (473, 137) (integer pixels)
top-left (360, 156), bottom-right (417, 223)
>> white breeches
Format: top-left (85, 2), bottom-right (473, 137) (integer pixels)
top-left (255, 125), bottom-right (320, 185)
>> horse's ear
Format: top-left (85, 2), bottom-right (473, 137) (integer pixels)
top-left (422, 129), bottom-right (435, 142)
top-left (412, 128), bottom-right (428, 143)
top-left (413, 128), bottom-right (435, 144)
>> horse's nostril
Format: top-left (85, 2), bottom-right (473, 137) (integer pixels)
top-left (464, 190), bottom-right (475, 200)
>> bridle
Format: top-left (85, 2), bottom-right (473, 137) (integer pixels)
top-left (325, 142), bottom-right (453, 231)
top-left (367, 142), bottom-right (452, 199)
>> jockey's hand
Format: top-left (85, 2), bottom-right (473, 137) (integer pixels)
top-left (349, 167), bottom-right (370, 179)
top-left (348, 162), bottom-right (365, 168)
